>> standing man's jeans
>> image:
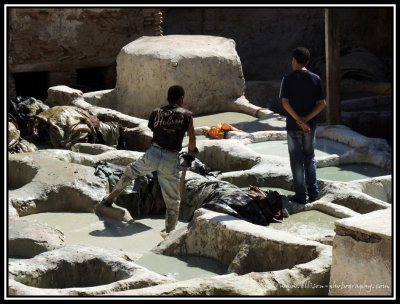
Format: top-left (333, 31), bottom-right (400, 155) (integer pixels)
top-left (124, 145), bottom-right (181, 232)
top-left (287, 129), bottom-right (319, 201)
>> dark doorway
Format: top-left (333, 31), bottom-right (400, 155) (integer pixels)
top-left (13, 71), bottom-right (48, 101)
top-left (76, 65), bottom-right (116, 93)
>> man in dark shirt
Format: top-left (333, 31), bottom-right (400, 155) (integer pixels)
top-left (279, 47), bottom-right (326, 204)
top-left (101, 85), bottom-right (197, 233)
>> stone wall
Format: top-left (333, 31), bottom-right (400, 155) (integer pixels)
top-left (161, 7), bottom-right (393, 82)
top-left (7, 7), bottom-right (162, 97)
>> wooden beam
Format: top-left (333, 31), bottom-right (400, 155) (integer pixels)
top-left (325, 8), bottom-right (342, 125)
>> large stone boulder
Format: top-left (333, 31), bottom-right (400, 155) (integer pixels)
top-left (114, 35), bottom-right (246, 119)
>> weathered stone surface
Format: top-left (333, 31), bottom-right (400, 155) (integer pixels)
top-left (8, 218), bottom-right (65, 258)
top-left (82, 89), bottom-right (115, 107)
top-left (6, 101), bottom-right (392, 297)
top-left (308, 201), bottom-right (359, 219)
top-left (8, 245), bottom-right (175, 296)
top-left (316, 125), bottom-right (392, 169)
top-left (8, 150), bottom-right (108, 216)
top-left (71, 142), bottom-right (117, 155)
top-left (196, 139), bottom-right (261, 173)
top-left (8, 8), bottom-right (162, 73)
top-left (334, 207), bottom-right (391, 240)
top-left (118, 208), bottom-right (332, 296)
top-left (45, 85), bottom-right (83, 107)
top-left (350, 176), bottom-right (392, 205)
top-left (113, 35), bottom-right (246, 119)
top-left (329, 207), bottom-right (392, 296)
top-left (155, 208), bottom-right (329, 271)
top-left (318, 185), bottom-right (390, 215)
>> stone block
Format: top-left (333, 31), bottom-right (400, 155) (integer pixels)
top-left (329, 207), bottom-right (392, 296)
top-left (114, 35), bottom-right (245, 119)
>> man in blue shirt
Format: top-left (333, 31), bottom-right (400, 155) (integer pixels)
top-left (279, 47), bottom-right (327, 204)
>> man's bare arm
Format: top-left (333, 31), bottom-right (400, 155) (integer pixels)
top-left (282, 98), bottom-right (311, 133)
top-left (282, 98), bottom-right (302, 122)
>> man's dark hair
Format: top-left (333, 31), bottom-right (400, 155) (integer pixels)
top-left (292, 47), bottom-right (310, 66)
top-left (168, 85), bottom-right (185, 103)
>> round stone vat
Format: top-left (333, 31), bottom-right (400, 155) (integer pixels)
top-left (8, 245), bottom-right (174, 295)
top-left (8, 159), bottom-right (38, 190)
top-left (15, 257), bottom-right (131, 289)
top-left (155, 208), bottom-right (330, 276)
top-left (8, 246), bottom-right (136, 289)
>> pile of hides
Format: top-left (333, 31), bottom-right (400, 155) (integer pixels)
top-left (8, 96), bottom-right (124, 152)
top-left (8, 96), bottom-right (50, 133)
top-left (202, 185), bottom-right (284, 226)
top-left (29, 105), bottom-right (100, 149)
top-left (7, 97), bottom-right (49, 153)
top-left (180, 171), bottom-right (241, 221)
top-left (95, 159), bottom-right (285, 226)
top-left (8, 118), bottom-right (38, 154)
top-left (29, 105), bottom-right (123, 150)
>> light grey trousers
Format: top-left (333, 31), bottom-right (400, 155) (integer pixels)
top-left (123, 145), bottom-right (181, 232)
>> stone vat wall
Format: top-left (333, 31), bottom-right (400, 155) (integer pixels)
top-left (329, 208), bottom-right (392, 296)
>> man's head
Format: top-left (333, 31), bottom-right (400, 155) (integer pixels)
top-left (168, 85), bottom-right (185, 105)
top-left (292, 47), bottom-right (310, 69)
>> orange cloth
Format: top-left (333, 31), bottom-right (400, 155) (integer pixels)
top-left (204, 122), bottom-right (241, 139)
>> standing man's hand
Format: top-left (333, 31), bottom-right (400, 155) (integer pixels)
top-left (296, 119), bottom-right (311, 134)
